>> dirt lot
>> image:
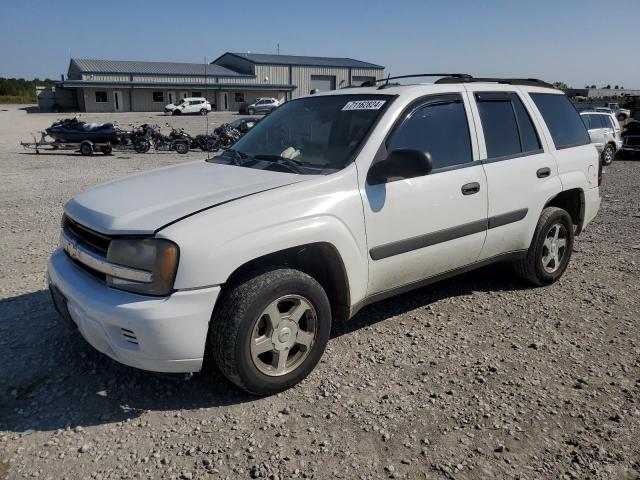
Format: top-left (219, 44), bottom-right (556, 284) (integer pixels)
top-left (0, 105), bottom-right (639, 480)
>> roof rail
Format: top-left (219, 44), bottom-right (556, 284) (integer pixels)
top-left (359, 73), bottom-right (472, 88)
top-left (435, 76), bottom-right (554, 88)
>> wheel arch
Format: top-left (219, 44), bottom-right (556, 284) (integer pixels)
top-left (544, 188), bottom-right (585, 235)
top-left (222, 242), bottom-right (351, 323)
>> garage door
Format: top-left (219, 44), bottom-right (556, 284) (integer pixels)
top-left (352, 76), bottom-right (376, 86)
top-left (310, 75), bottom-right (336, 93)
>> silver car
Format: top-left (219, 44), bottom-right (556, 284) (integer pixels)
top-left (245, 97), bottom-right (279, 115)
top-left (580, 111), bottom-right (621, 165)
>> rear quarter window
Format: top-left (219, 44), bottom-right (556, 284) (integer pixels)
top-left (530, 93), bottom-right (590, 149)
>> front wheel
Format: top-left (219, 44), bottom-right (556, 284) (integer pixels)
top-left (79, 142), bottom-right (93, 156)
top-left (516, 207), bottom-right (574, 286)
top-left (601, 143), bottom-right (615, 166)
top-left (134, 140), bottom-right (150, 153)
top-left (209, 268), bottom-right (332, 396)
top-left (172, 109), bottom-right (181, 116)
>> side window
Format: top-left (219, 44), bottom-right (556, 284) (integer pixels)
top-left (604, 116), bottom-right (614, 129)
top-left (530, 93), bottom-right (590, 149)
top-left (476, 92), bottom-right (541, 159)
top-left (511, 94), bottom-right (542, 152)
top-left (387, 94), bottom-right (473, 170)
top-left (95, 91), bottom-right (107, 103)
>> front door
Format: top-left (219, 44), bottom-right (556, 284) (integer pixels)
top-left (113, 91), bottom-right (123, 112)
top-left (361, 92), bottom-right (488, 295)
top-left (168, 91), bottom-right (176, 105)
top-left (219, 92), bottom-right (228, 111)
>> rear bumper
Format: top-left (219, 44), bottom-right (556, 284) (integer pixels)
top-left (47, 249), bottom-right (219, 373)
top-left (582, 186), bottom-right (600, 230)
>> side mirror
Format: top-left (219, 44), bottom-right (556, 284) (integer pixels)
top-left (367, 149), bottom-right (433, 185)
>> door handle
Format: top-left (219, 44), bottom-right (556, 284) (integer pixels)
top-left (461, 182), bottom-right (481, 195)
top-left (536, 167), bottom-right (551, 178)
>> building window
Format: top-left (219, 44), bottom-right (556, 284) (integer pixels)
top-left (95, 91), bottom-right (107, 103)
top-left (234, 92), bottom-right (244, 103)
top-left (191, 92), bottom-right (202, 98)
top-left (152, 91), bottom-right (164, 103)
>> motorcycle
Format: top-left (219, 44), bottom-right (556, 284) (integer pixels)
top-left (134, 124), bottom-right (190, 154)
top-left (168, 126), bottom-right (219, 152)
top-left (212, 123), bottom-right (242, 149)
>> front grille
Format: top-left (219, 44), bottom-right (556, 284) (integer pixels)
top-left (63, 216), bottom-right (111, 256)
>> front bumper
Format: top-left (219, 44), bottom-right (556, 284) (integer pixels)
top-left (47, 249), bottom-right (219, 373)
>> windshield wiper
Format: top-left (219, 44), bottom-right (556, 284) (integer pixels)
top-left (224, 148), bottom-right (249, 166)
top-left (251, 154), bottom-right (303, 173)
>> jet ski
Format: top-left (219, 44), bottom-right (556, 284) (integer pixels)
top-left (46, 117), bottom-right (118, 143)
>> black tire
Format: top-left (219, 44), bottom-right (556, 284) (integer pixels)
top-left (101, 146), bottom-right (112, 155)
top-left (516, 207), bottom-right (574, 286)
top-left (134, 140), bottom-right (150, 154)
top-left (617, 113), bottom-right (627, 122)
top-left (248, 108), bottom-right (255, 115)
top-left (210, 268), bottom-right (332, 396)
top-left (79, 142), bottom-right (93, 156)
top-left (200, 108), bottom-right (208, 116)
top-left (601, 143), bottom-right (615, 166)
top-left (174, 142), bottom-right (189, 154)
top-left (172, 109), bottom-right (181, 116)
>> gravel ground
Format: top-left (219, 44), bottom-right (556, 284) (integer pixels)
top-left (0, 105), bottom-right (639, 479)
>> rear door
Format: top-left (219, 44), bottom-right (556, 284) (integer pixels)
top-left (466, 85), bottom-right (562, 259)
top-left (361, 91), bottom-right (489, 295)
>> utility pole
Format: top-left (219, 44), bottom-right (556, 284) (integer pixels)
top-left (277, 43), bottom-right (280, 55)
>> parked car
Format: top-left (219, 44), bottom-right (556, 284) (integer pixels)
top-left (228, 117), bottom-right (261, 133)
top-left (48, 77), bottom-right (601, 395)
top-left (164, 97), bottom-right (212, 116)
top-left (580, 111), bottom-right (621, 165)
top-left (604, 102), bottom-right (631, 121)
top-left (619, 121), bottom-right (640, 159)
top-left (240, 97), bottom-right (279, 115)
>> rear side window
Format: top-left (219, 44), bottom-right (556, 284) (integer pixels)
top-left (530, 93), bottom-right (590, 149)
top-left (387, 94), bottom-right (473, 170)
top-left (476, 92), bottom-right (541, 159)
top-left (581, 115), bottom-right (591, 129)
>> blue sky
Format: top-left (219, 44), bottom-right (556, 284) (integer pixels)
top-left (1, 0), bottom-right (638, 88)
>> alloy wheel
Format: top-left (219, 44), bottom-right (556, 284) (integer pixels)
top-left (250, 295), bottom-right (317, 377)
top-left (541, 223), bottom-right (568, 273)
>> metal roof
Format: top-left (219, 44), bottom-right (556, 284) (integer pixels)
top-left (71, 58), bottom-right (247, 77)
top-left (220, 52), bottom-right (384, 69)
top-left (59, 79), bottom-right (296, 90)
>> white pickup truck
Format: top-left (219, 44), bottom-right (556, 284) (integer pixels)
top-left (48, 75), bottom-right (601, 395)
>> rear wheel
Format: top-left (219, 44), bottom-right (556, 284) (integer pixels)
top-left (79, 142), bottom-right (93, 156)
top-left (210, 268), bottom-right (331, 396)
top-left (200, 108), bottom-right (208, 116)
top-left (601, 143), bottom-right (615, 166)
top-left (248, 108), bottom-right (255, 115)
top-left (516, 207), bottom-right (574, 286)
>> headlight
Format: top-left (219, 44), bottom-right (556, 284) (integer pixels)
top-left (106, 238), bottom-right (179, 296)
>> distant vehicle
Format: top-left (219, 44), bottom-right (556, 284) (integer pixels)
top-left (620, 121), bottom-right (640, 158)
top-left (228, 117), bottom-right (260, 133)
top-left (164, 97), bottom-right (212, 116)
top-left (603, 102), bottom-right (631, 121)
top-left (240, 97), bottom-right (279, 115)
top-left (580, 111), bottom-right (621, 165)
top-left (622, 96), bottom-right (640, 121)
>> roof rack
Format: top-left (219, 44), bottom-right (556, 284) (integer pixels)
top-left (360, 73), bottom-right (472, 88)
top-left (435, 76), bottom-right (554, 88)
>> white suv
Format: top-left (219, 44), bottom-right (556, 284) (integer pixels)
top-left (164, 97), bottom-right (212, 115)
top-left (48, 75), bottom-right (601, 395)
top-left (580, 111), bottom-right (622, 165)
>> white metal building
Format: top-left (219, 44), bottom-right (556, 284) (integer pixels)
top-left (53, 52), bottom-right (384, 113)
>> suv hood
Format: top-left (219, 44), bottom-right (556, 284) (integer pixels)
top-left (64, 161), bottom-right (308, 235)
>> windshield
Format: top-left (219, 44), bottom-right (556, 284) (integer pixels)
top-left (209, 94), bottom-right (392, 174)
top-left (175, 99), bottom-right (184, 105)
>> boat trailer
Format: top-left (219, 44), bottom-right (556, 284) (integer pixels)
top-left (20, 131), bottom-right (113, 156)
